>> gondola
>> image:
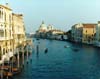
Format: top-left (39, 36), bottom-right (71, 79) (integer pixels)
top-left (44, 48), bottom-right (48, 53)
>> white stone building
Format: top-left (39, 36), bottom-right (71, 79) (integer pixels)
top-left (71, 23), bottom-right (83, 42)
top-left (95, 21), bottom-right (100, 47)
top-left (38, 21), bottom-right (47, 33)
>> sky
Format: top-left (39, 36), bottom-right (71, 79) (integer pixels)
top-left (1, 0), bottom-right (100, 33)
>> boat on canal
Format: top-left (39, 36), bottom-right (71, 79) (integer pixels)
top-left (36, 38), bottom-right (40, 40)
top-left (72, 48), bottom-right (80, 52)
top-left (44, 48), bottom-right (48, 53)
top-left (64, 45), bottom-right (70, 48)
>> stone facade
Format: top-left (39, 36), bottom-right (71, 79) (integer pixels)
top-left (71, 23), bottom-right (83, 42)
top-left (95, 21), bottom-right (100, 46)
top-left (82, 24), bottom-right (96, 44)
top-left (0, 4), bottom-right (26, 63)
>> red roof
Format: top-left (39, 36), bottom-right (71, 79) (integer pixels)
top-left (83, 24), bottom-right (96, 28)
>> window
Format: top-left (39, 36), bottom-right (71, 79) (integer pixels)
top-left (5, 12), bottom-right (6, 21)
top-left (0, 31), bottom-right (4, 37)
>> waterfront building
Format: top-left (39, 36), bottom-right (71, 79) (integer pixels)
top-left (0, 3), bottom-right (13, 63)
top-left (50, 29), bottom-right (64, 35)
top-left (47, 25), bottom-right (53, 31)
top-left (46, 29), bottom-right (64, 40)
top-left (71, 23), bottom-right (96, 44)
top-left (12, 13), bottom-right (26, 52)
top-left (35, 21), bottom-right (47, 38)
top-left (38, 21), bottom-right (47, 33)
top-left (35, 21), bottom-right (64, 40)
top-left (95, 21), bottom-right (100, 47)
top-left (82, 24), bottom-right (96, 44)
top-left (0, 3), bottom-right (26, 64)
top-left (66, 30), bottom-right (71, 40)
top-left (71, 23), bottom-right (83, 42)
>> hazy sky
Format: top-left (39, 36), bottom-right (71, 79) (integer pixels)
top-left (1, 0), bottom-right (100, 33)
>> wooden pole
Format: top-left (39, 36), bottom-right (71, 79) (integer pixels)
top-left (26, 44), bottom-right (28, 64)
top-left (1, 47), bottom-right (3, 79)
top-left (17, 48), bottom-right (19, 68)
top-left (30, 45), bottom-right (32, 63)
top-left (22, 46), bottom-right (24, 67)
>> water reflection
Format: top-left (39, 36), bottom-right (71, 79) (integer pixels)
top-left (36, 45), bottom-right (39, 59)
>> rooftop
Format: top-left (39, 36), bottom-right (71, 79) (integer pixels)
top-left (83, 24), bottom-right (96, 28)
top-left (0, 3), bottom-right (12, 11)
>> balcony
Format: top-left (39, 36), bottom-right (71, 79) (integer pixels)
top-left (14, 31), bottom-right (25, 34)
top-left (0, 37), bottom-right (6, 41)
top-left (0, 26), bottom-right (5, 31)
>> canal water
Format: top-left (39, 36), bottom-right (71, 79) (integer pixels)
top-left (14, 38), bottom-right (100, 79)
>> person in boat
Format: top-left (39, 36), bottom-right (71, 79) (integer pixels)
top-left (44, 48), bottom-right (48, 53)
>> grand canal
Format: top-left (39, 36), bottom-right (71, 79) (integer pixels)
top-left (14, 38), bottom-right (100, 79)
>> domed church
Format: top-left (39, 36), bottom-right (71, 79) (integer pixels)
top-left (47, 25), bottom-right (53, 31)
top-left (38, 21), bottom-right (47, 32)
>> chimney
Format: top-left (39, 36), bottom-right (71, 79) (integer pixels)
top-left (5, 3), bottom-right (10, 8)
top-left (6, 3), bottom-right (8, 5)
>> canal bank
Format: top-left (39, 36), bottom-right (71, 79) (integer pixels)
top-left (35, 37), bottom-right (100, 49)
top-left (0, 38), bottom-right (33, 79)
top-left (13, 38), bottom-right (100, 79)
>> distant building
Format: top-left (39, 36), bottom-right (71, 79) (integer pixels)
top-left (82, 24), bottom-right (96, 44)
top-left (47, 25), bottom-right (53, 31)
top-left (50, 29), bottom-right (64, 35)
top-left (71, 23), bottom-right (96, 44)
top-left (95, 21), bottom-right (100, 46)
top-left (38, 21), bottom-right (47, 33)
top-left (46, 29), bottom-right (64, 40)
top-left (71, 23), bottom-right (83, 42)
top-left (35, 21), bottom-right (64, 40)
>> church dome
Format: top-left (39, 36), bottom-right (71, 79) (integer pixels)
top-left (39, 21), bottom-right (47, 31)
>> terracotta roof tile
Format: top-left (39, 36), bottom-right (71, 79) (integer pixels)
top-left (83, 24), bottom-right (96, 28)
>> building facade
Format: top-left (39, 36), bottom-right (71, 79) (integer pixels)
top-left (71, 23), bottom-right (83, 42)
top-left (38, 21), bottom-right (47, 33)
top-left (71, 23), bottom-right (96, 44)
top-left (12, 13), bottom-right (26, 50)
top-left (0, 4), bottom-right (13, 62)
top-left (0, 4), bottom-right (26, 64)
top-left (95, 21), bottom-right (100, 46)
top-left (82, 24), bottom-right (96, 44)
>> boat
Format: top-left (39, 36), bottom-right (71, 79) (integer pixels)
top-left (0, 65), bottom-right (10, 72)
top-left (44, 48), bottom-right (48, 53)
top-left (7, 72), bottom-right (13, 77)
top-left (64, 45), bottom-right (70, 48)
top-left (3, 71), bottom-right (13, 78)
top-left (12, 67), bottom-right (20, 75)
top-left (72, 48), bottom-right (79, 52)
top-left (36, 38), bottom-right (39, 40)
